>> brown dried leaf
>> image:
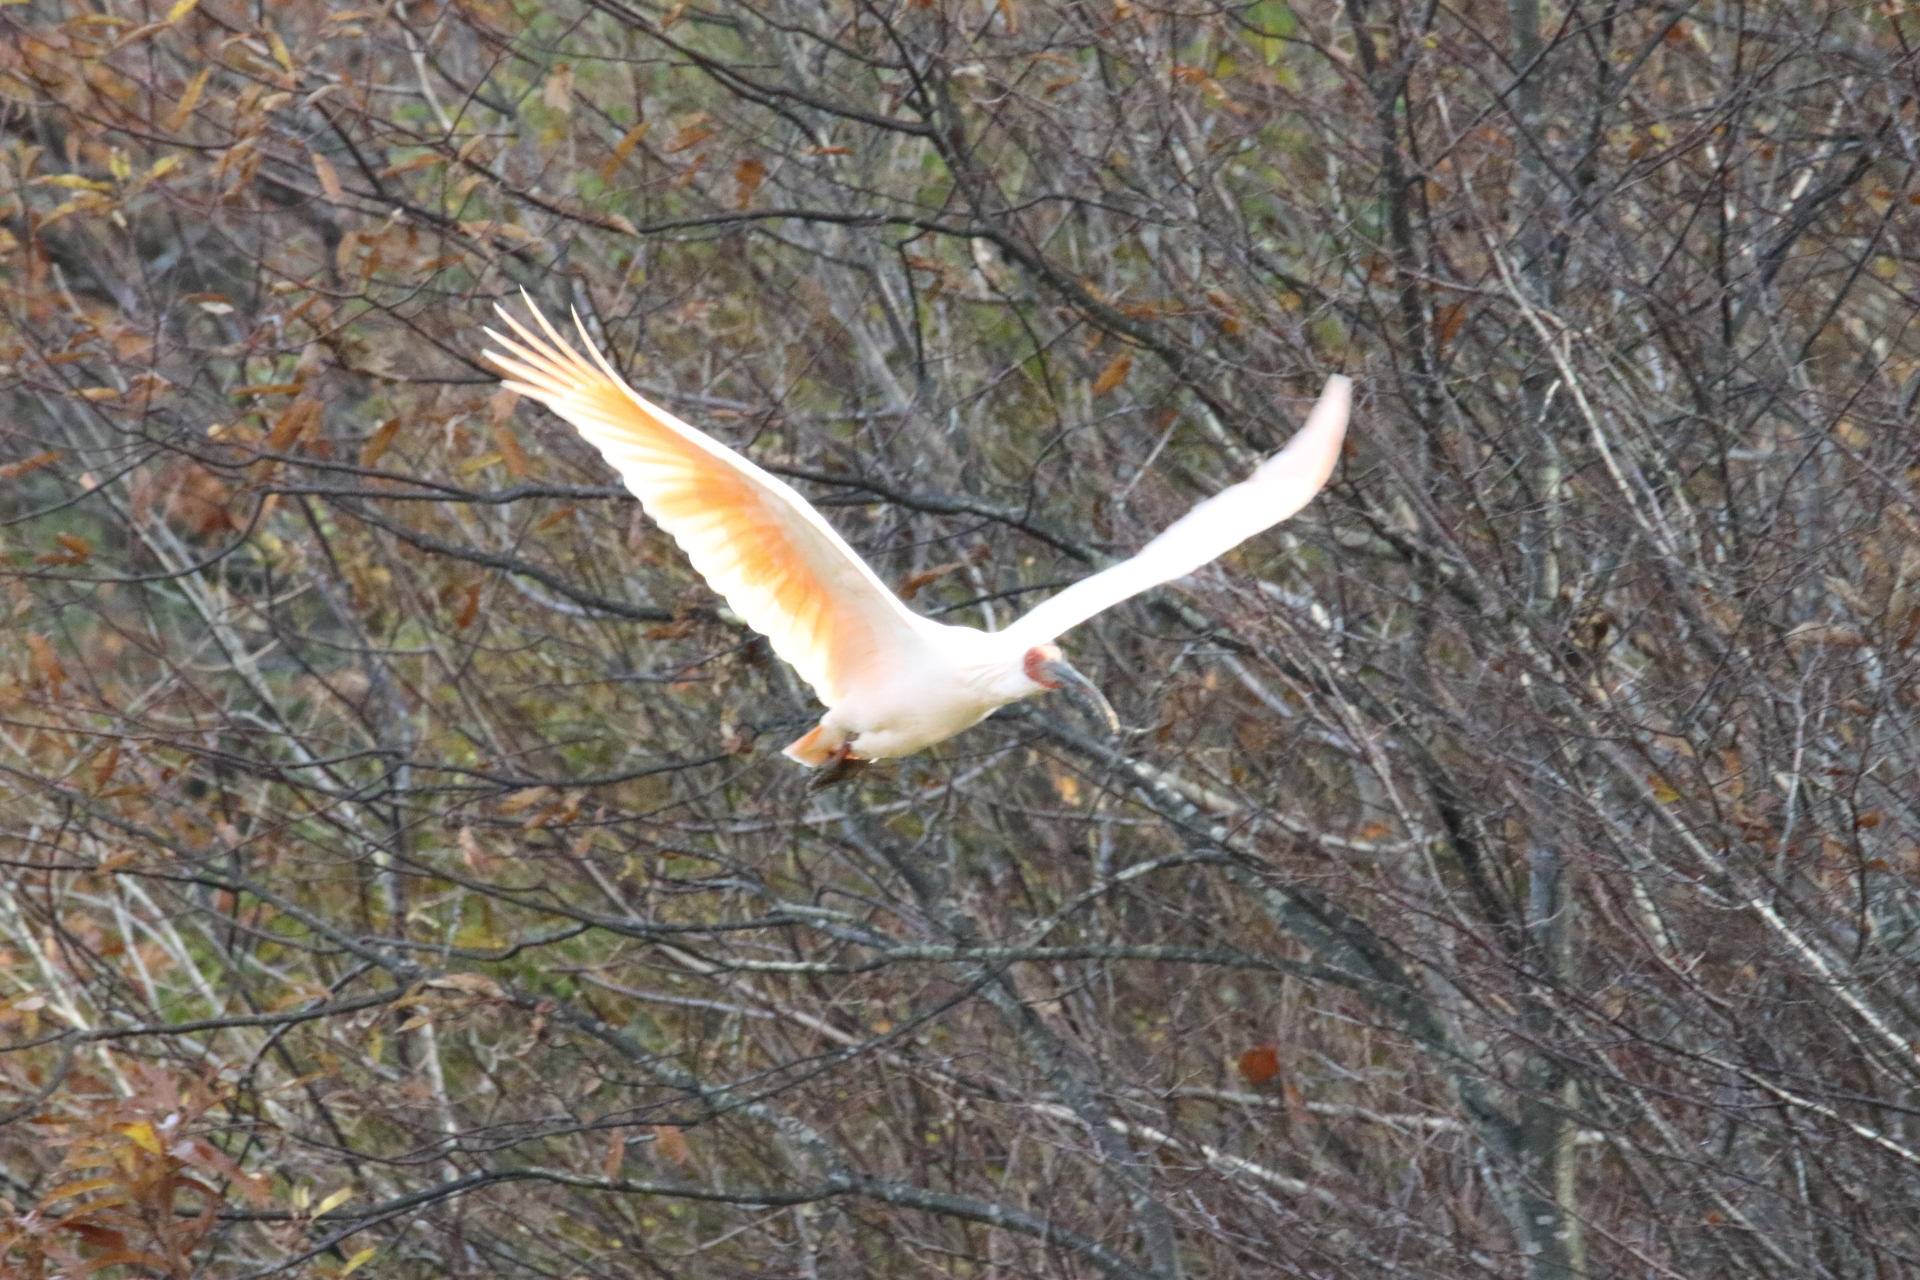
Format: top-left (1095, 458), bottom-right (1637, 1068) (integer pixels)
top-left (458, 826), bottom-right (492, 873)
top-left (662, 123), bottom-right (714, 155)
top-left (27, 634), bottom-right (66, 688)
top-left (645, 617), bottom-right (698, 640)
top-left (265, 397), bottom-right (322, 453)
top-left (487, 386), bottom-right (519, 427)
top-left (603, 1127), bottom-right (627, 1180)
top-left (499, 785), bottom-right (554, 814)
top-left (427, 973), bottom-right (506, 998)
top-left (381, 152), bottom-right (446, 178)
top-left (898, 560), bottom-right (963, 600)
top-left (359, 417), bottom-right (401, 469)
top-left (82, 1248), bottom-right (171, 1274)
top-left (1786, 621), bottom-right (1865, 648)
top-left (0, 450), bottom-right (61, 481)
top-left (453, 581), bottom-right (482, 630)
top-left (334, 228), bottom-right (361, 277)
top-left (652, 1124), bottom-right (691, 1165)
top-left (176, 1139), bottom-right (270, 1206)
top-left (731, 157), bottom-right (765, 209)
top-left (600, 120), bottom-right (651, 182)
top-left (494, 423), bottom-right (529, 478)
top-left (543, 63), bottom-right (573, 114)
top-left (167, 68), bottom-right (211, 131)
top-left (1090, 351), bottom-right (1132, 398)
top-left (91, 741), bottom-right (121, 788)
top-left (310, 151), bottom-right (342, 201)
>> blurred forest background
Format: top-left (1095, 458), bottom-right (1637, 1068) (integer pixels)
top-left (4, 0), bottom-right (1920, 1276)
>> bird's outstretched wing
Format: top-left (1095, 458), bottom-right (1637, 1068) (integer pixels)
top-left (484, 301), bottom-right (932, 707)
top-left (1000, 376), bottom-right (1351, 648)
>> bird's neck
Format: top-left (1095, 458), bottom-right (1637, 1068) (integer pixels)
top-left (960, 644), bottom-right (1046, 704)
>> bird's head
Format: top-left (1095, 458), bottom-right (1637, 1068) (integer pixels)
top-left (1022, 644), bottom-right (1119, 736)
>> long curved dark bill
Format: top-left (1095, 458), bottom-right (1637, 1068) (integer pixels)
top-left (1039, 657), bottom-right (1119, 735)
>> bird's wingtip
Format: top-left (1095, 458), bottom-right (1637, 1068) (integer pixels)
top-left (1305, 373), bottom-right (1353, 437)
top-left (491, 288), bottom-right (546, 328)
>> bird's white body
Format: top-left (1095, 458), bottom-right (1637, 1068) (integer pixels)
top-left (795, 620), bottom-right (1040, 762)
top-left (484, 300), bottom-right (1351, 767)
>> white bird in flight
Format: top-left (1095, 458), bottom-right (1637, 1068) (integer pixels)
top-left (484, 301), bottom-right (1350, 776)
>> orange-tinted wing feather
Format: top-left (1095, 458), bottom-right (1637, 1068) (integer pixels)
top-left (484, 302), bottom-right (931, 706)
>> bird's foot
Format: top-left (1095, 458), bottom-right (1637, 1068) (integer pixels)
top-left (806, 745), bottom-right (869, 794)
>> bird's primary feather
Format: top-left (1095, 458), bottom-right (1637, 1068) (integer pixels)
top-left (483, 304), bottom-right (935, 707)
top-left (999, 375), bottom-right (1351, 648)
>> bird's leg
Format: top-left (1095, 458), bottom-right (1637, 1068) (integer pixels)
top-left (806, 743), bottom-right (869, 794)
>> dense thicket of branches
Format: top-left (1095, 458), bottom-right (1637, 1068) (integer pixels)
top-left (3, 0), bottom-right (1919, 1276)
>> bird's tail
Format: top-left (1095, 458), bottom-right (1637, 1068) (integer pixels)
top-left (782, 722), bottom-right (848, 767)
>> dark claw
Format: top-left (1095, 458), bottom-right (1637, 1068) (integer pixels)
top-left (806, 745), bottom-right (870, 794)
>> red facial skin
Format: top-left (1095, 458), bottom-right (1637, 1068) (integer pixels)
top-left (1023, 644), bottom-right (1065, 688)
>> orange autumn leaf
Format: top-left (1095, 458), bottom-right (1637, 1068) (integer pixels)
top-left (1090, 351), bottom-right (1132, 397)
top-left (1236, 1043), bottom-right (1280, 1085)
top-left (600, 120), bottom-right (651, 182)
top-left (453, 581), bottom-right (483, 630)
top-left (27, 634), bottom-right (68, 688)
top-left (732, 156), bottom-right (765, 209)
top-left (899, 560), bottom-right (964, 600)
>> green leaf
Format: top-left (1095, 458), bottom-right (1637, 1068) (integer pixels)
top-left (1245, 0), bottom-right (1295, 64)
